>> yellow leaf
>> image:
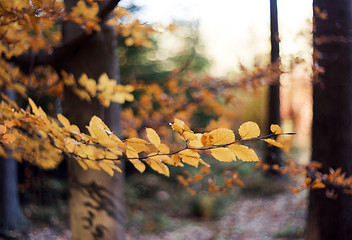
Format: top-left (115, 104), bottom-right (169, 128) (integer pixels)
top-left (149, 155), bottom-right (172, 164)
top-left (147, 159), bottom-right (170, 177)
top-left (270, 124), bottom-right (283, 134)
top-left (238, 121), bottom-right (260, 140)
top-left (87, 116), bottom-right (117, 148)
top-left (125, 37), bottom-right (134, 46)
top-left (125, 138), bottom-right (149, 152)
top-left (57, 114), bottom-right (70, 128)
top-left (83, 160), bottom-right (101, 170)
top-left (99, 162), bottom-right (114, 176)
top-left (77, 160), bottom-right (88, 170)
top-left (181, 156), bottom-right (199, 167)
top-left (126, 146), bottom-right (139, 159)
top-left (105, 151), bottom-right (118, 160)
top-left (171, 119), bottom-right (192, 133)
top-left (28, 98), bottom-right (39, 115)
top-left (264, 139), bottom-right (284, 149)
top-left (276, 135), bottom-right (293, 153)
top-left (179, 149), bottom-right (200, 167)
top-left (201, 132), bottom-right (212, 146)
top-left (78, 73), bottom-right (97, 97)
top-left (103, 160), bottom-right (122, 173)
top-left (210, 148), bottom-right (236, 162)
top-left (209, 128), bottom-right (235, 145)
top-left (183, 131), bottom-right (198, 141)
top-left (228, 144), bottom-right (259, 162)
top-left (65, 138), bottom-right (77, 153)
top-left (157, 143), bottom-right (170, 154)
top-left (146, 128), bottom-right (160, 147)
top-left (171, 155), bottom-right (184, 166)
top-left (130, 159), bottom-right (146, 173)
top-left (189, 139), bottom-right (203, 148)
top-left (198, 158), bottom-right (210, 167)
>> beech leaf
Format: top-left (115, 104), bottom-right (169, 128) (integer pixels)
top-left (238, 121), bottom-right (260, 140)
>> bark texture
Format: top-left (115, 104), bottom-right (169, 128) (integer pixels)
top-left (62, 1), bottom-right (125, 239)
top-left (305, 1), bottom-right (352, 239)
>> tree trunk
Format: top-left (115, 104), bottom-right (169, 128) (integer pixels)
top-left (0, 157), bottom-right (28, 238)
top-left (61, 1), bottom-right (125, 239)
top-left (0, 91), bottom-right (28, 238)
top-left (305, 1), bottom-right (352, 239)
top-left (265, 0), bottom-right (282, 169)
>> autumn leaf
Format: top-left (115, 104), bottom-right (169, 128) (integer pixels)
top-left (77, 160), bottom-right (88, 170)
top-left (238, 121), bottom-right (260, 139)
top-left (179, 149), bottom-right (201, 167)
top-left (228, 144), bottom-right (259, 162)
top-left (146, 127), bottom-right (161, 147)
top-left (103, 160), bottom-right (122, 173)
top-left (210, 147), bottom-right (236, 162)
top-left (171, 119), bottom-right (192, 134)
top-left (83, 160), bottom-right (101, 171)
top-left (57, 114), bottom-right (70, 129)
top-left (311, 178), bottom-right (326, 189)
top-left (129, 159), bottom-right (146, 173)
top-left (177, 175), bottom-right (189, 186)
top-left (125, 138), bottom-right (149, 152)
top-left (263, 138), bottom-right (284, 148)
top-left (209, 128), bottom-right (235, 145)
top-left (126, 146), bottom-right (139, 159)
top-left (99, 162), bottom-right (114, 176)
top-left (157, 143), bottom-right (170, 154)
top-left (147, 159), bottom-right (170, 177)
top-left (270, 124), bottom-right (283, 134)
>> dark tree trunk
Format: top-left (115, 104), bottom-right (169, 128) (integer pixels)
top-left (265, 0), bottom-right (282, 169)
top-left (61, 1), bottom-right (125, 239)
top-left (0, 92), bottom-right (28, 238)
top-left (305, 1), bottom-right (352, 239)
top-left (0, 157), bottom-right (28, 238)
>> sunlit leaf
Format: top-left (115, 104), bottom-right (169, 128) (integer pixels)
top-left (210, 147), bottom-right (236, 162)
top-left (125, 138), bottom-right (149, 152)
top-left (238, 121), bottom-right (260, 140)
top-left (146, 127), bottom-right (160, 146)
top-left (209, 128), bottom-right (235, 145)
top-left (228, 144), bottom-right (259, 162)
top-left (99, 162), bottom-right (114, 176)
top-left (264, 138), bottom-right (284, 148)
top-left (270, 124), bottom-right (283, 134)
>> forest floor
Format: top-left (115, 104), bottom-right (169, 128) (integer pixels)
top-left (0, 167), bottom-right (308, 240)
top-left (126, 190), bottom-right (307, 240)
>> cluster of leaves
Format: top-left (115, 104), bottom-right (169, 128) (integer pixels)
top-left (1, 0), bottom-right (351, 200)
top-left (107, 6), bottom-right (155, 48)
top-left (121, 62), bottom-right (284, 141)
top-left (254, 159), bottom-right (352, 198)
top-left (0, 93), bottom-right (290, 178)
top-left (0, 0), bottom-right (147, 107)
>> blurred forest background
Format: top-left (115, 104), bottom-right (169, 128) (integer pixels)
top-left (4, 1), bottom-right (316, 239)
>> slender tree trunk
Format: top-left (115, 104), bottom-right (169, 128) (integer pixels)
top-left (0, 92), bottom-right (28, 238)
top-left (305, 1), bottom-right (352, 239)
top-left (265, 0), bottom-right (282, 169)
top-left (61, 1), bottom-right (125, 239)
